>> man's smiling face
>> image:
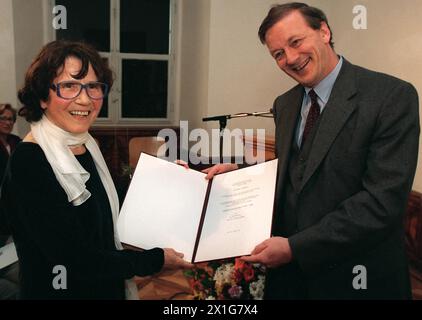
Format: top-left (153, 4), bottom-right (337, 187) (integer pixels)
top-left (265, 10), bottom-right (335, 88)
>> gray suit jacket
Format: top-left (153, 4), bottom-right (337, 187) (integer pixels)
top-left (269, 59), bottom-right (420, 299)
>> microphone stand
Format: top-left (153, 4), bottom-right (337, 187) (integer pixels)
top-left (202, 109), bottom-right (273, 163)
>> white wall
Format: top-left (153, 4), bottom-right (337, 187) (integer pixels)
top-left (179, 0), bottom-right (287, 158)
top-left (179, 0), bottom-right (211, 130)
top-left (12, 0), bottom-right (45, 137)
top-left (0, 0), bottom-right (18, 135)
top-left (206, 0), bottom-right (292, 135)
top-left (0, 0), bottom-right (45, 137)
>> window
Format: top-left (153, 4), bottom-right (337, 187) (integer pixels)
top-left (53, 0), bottom-right (175, 125)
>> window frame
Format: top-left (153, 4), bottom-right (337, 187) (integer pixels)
top-left (47, 0), bottom-right (179, 127)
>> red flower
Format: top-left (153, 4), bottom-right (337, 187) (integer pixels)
top-left (234, 269), bottom-right (243, 283)
top-left (243, 265), bottom-right (255, 282)
top-left (234, 258), bottom-right (246, 271)
top-left (184, 258), bottom-right (266, 300)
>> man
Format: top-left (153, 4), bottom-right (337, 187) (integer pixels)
top-left (204, 2), bottom-right (419, 299)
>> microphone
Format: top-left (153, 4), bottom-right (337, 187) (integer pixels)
top-left (202, 108), bottom-right (273, 163)
top-left (202, 108), bottom-right (273, 123)
top-left (202, 114), bottom-right (230, 122)
top-left (250, 108), bottom-right (273, 116)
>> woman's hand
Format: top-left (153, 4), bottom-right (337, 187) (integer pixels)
top-left (202, 163), bottom-right (239, 180)
top-left (174, 159), bottom-right (189, 169)
top-left (162, 248), bottom-right (193, 270)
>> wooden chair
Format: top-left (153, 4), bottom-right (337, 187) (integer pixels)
top-left (135, 269), bottom-right (193, 300)
top-left (243, 134), bottom-right (276, 163)
top-left (128, 136), bottom-right (166, 169)
top-left (405, 191), bottom-right (422, 299)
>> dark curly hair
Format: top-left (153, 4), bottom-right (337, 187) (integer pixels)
top-left (18, 40), bottom-right (113, 122)
top-left (258, 2), bottom-right (334, 48)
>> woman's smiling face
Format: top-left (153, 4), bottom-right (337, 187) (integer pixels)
top-left (41, 56), bottom-right (103, 134)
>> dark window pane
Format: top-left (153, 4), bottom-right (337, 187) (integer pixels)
top-left (120, 0), bottom-right (170, 54)
top-left (122, 60), bottom-right (168, 118)
top-left (98, 97), bottom-right (109, 118)
top-left (55, 0), bottom-right (110, 52)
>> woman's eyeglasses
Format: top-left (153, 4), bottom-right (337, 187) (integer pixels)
top-left (50, 81), bottom-right (109, 100)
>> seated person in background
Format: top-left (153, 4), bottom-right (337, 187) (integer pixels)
top-left (0, 40), bottom-right (191, 300)
top-left (0, 103), bottom-right (21, 184)
top-left (0, 103), bottom-right (20, 300)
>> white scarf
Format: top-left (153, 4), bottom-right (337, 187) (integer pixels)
top-left (31, 115), bottom-right (138, 300)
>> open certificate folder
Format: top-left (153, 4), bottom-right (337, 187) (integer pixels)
top-left (117, 153), bottom-right (278, 263)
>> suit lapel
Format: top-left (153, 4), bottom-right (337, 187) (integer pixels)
top-left (275, 85), bottom-right (303, 197)
top-left (299, 60), bottom-right (358, 192)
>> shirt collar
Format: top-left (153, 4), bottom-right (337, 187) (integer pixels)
top-left (304, 56), bottom-right (343, 104)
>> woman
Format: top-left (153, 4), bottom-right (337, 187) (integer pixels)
top-left (0, 40), bottom-right (190, 299)
top-left (0, 104), bottom-right (21, 183)
top-left (0, 104), bottom-right (21, 300)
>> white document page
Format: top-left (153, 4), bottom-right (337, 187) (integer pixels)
top-left (117, 153), bottom-right (209, 262)
top-left (194, 159), bottom-right (278, 262)
top-left (0, 242), bottom-right (18, 269)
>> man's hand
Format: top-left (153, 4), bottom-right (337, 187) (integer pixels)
top-left (202, 163), bottom-right (239, 180)
top-left (240, 237), bottom-right (293, 268)
top-left (162, 248), bottom-right (193, 270)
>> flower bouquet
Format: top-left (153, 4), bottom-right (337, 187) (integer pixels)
top-left (184, 258), bottom-right (265, 300)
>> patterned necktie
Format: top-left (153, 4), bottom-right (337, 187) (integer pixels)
top-left (302, 89), bottom-right (320, 145)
